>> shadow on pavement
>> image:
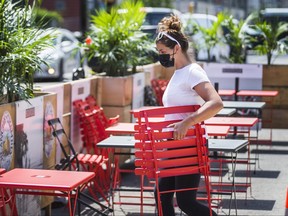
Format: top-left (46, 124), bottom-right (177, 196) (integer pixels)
top-left (252, 149), bottom-right (288, 154)
top-left (235, 170), bottom-right (280, 178)
top-left (220, 199), bottom-right (275, 211)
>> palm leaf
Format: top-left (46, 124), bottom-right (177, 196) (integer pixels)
top-left (0, 0), bottom-right (56, 103)
top-left (83, 0), bottom-right (155, 76)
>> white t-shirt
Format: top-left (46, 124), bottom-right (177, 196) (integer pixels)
top-left (162, 63), bottom-right (210, 121)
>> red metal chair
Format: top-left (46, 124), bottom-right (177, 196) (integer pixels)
top-left (286, 188), bottom-right (288, 208)
top-left (85, 95), bottom-right (119, 127)
top-left (72, 98), bottom-right (119, 201)
top-left (73, 99), bottom-right (107, 154)
top-left (48, 118), bottom-right (112, 215)
top-left (133, 105), bottom-right (213, 216)
top-left (150, 79), bottom-right (169, 106)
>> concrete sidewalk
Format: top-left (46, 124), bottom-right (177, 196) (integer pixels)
top-left (47, 128), bottom-right (288, 216)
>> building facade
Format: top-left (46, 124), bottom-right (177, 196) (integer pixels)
top-left (39, 0), bottom-right (287, 32)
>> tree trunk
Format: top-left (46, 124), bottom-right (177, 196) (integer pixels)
top-left (207, 49), bottom-right (211, 62)
top-left (267, 52), bottom-right (272, 65)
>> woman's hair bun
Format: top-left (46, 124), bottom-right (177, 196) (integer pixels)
top-left (158, 15), bottom-right (182, 33)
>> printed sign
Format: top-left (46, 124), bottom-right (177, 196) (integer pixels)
top-left (203, 63), bottom-right (263, 90)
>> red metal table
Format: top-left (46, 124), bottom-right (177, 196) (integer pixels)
top-left (236, 90), bottom-right (279, 145)
top-left (131, 106), bottom-right (236, 117)
top-left (217, 89), bottom-right (236, 101)
top-left (0, 168), bottom-right (95, 216)
top-left (105, 122), bottom-right (136, 135)
top-left (106, 122), bottom-right (230, 137)
top-left (97, 135), bottom-right (248, 215)
top-left (205, 116), bottom-right (258, 127)
top-left (205, 116), bottom-right (259, 195)
top-left (218, 89), bottom-right (236, 96)
top-left (236, 90), bottom-right (278, 97)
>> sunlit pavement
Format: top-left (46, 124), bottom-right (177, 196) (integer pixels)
top-left (46, 128), bottom-right (288, 216)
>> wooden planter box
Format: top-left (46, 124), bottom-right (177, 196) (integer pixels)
top-left (97, 76), bottom-right (133, 107)
top-left (102, 105), bottom-right (132, 123)
top-left (263, 65), bottom-right (288, 108)
top-left (137, 62), bottom-right (165, 85)
top-left (262, 65), bottom-right (288, 128)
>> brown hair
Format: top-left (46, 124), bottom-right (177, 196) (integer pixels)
top-left (156, 15), bottom-right (189, 53)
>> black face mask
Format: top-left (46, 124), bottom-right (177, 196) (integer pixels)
top-left (158, 53), bottom-right (174, 68)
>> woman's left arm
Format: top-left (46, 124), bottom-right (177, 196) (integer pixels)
top-left (172, 82), bottom-right (223, 140)
top-left (188, 81), bottom-right (224, 124)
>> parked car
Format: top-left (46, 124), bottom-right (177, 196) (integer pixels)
top-left (34, 28), bottom-right (82, 81)
top-left (140, 7), bottom-right (182, 39)
top-left (181, 13), bottom-right (230, 62)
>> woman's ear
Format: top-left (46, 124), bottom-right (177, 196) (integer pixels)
top-left (175, 44), bottom-right (181, 54)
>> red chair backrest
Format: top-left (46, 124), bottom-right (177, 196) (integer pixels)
top-left (85, 95), bottom-right (119, 127)
top-left (133, 105), bottom-right (209, 179)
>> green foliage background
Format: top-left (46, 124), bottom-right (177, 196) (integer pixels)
top-left (142, 0), bottom-right (173, 8)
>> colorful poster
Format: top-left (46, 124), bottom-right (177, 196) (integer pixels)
top-left (15, 96), bottom-right (44, 215)
top-left (0, 106), bottom-right (15, 170)
top-left (43, 94), bottom-right (57, 169)
top-left (41, 85), bottom-right (64, 164)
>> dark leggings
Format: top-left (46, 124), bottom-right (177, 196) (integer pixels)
top-left (155, 174), bottom-right (217, 216)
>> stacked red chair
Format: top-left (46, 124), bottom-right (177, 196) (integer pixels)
top-left (73, 96), bottom-right (120, 203)
top-left (150, 79), bottom-right (169, 106)
top-left (85, 95), bottom-right (119, 128)
top-left (133, 105), bottom-right (213, 216)
top-left (73, 100), bottom-right (110, 197)
top-left (73, 99), bottom-right (106, 154)
top-left (85, 95), bottom-right (127, 208)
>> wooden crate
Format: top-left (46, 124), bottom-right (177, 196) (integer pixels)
top-left (137, 62), bottom-right (164, 85)
top-left (263, 65), bottom-right (288, 108)
top-left (102, 105), bottom-right (132, 123)
top-left (263, 65), bottom-right (288, 86)
top-left (98, 76), bottom-right (133, 107)
top-left (263, 86), bottom-right (288, 108)
top-left (63, 83), bottom-right (71, 115)
top-left (89, 76), bottom-right (98, 101)
top-left (262, 108), bottom-right (288, 128)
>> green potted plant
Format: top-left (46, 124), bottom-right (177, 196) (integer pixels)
top-left (241, 11), bottom-right (288, 65)
top-left (0, 0), bottom-right (55, 104)
top-left (81, 0), bottom-right (157, 119)
top-left (0, 0), bottom-right (59, 212)
top-left (82, 0), bottom-right (155, 77)
top-left (183, 12), bottom-right (225, 62)
top-left (221, 14), bottom-right (245, 63)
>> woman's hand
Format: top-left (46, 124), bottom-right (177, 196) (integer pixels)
top-left (167, 120), bottom-right (190, 140)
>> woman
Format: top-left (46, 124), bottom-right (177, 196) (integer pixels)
top-left (155, 15), bottom-right (223, 216)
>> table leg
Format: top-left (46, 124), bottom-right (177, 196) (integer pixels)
top-left (0, 188), bottom-right (7, 216)
top-left (229, 152), bottom-right (238, 216)
top-left (10, 190), bottom-right (18, 216)
top-left (67, 189), bottom-right (80, 216)
top-left (247, 128), bottom-right (252, 197)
